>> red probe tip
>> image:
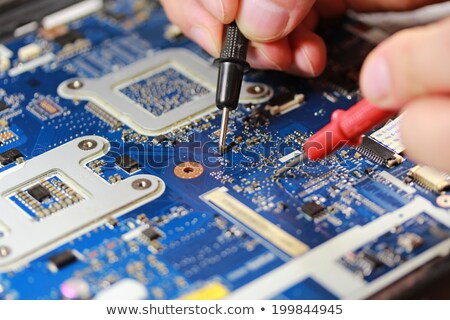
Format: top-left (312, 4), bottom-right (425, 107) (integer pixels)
top-left (304, 99), bottom-right (396, 161)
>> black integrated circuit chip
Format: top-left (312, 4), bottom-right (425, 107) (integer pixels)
top-left (115, 155), bottom-right (140, 174)
top-left (301, 201), bottom-right (326, 219)
top-left (0, 148), bottom-right (23, 165)
top-left (27, 184), bottom-right (51, 202)
top-left (0, 100), bottom-right (9, 112)
top-left (142, 226), bottom-right (162, 241)
top-left (48, 250), bottom-right (78, 272)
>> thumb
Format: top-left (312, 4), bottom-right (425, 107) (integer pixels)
top-left (360, 17), bottom-right (450, 109)
top-left (400, 95), bottom-right (450, 174)
top-left (236, 0), bottom-right (315, 42)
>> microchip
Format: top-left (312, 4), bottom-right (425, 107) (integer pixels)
top-left (55, 30), bottom-right (82, 46)
top-left (59, 50), bottom-right (217, 136)
top-left (119, 67), bottom-right (210, 117)
top-left (115, 155), bottom-right (140, 173)
top-left (357, 136), bottom-right (404, 168)
top-left (142, 226), bottom-right (162, 241)
top-left (48, 250), bottom-right (78, 272)
top-left (0, 148), bottom-right (23, 166)
top-left (0, 100), bottom-right (9, 112)
top-left (301, 202), bottom-right (326, 219)
top-left (27, 184), bottom-right (51, 202)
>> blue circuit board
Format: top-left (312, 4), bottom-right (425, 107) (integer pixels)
top-left (0, 0), bottom-right (449, 300)
top-left (340, 213), bottom-right (450, 282)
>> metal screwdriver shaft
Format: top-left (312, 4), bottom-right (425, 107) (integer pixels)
top-left (215, 22), bottom-right (250, 154)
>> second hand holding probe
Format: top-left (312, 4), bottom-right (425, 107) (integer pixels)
top-left (275, 99), bottom-right (396, 176)
top-left (304, 99), bottom-right (396, 160)
top-left (215, 22), bottom-right (250, 154)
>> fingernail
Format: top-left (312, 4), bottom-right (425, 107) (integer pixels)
top-left (191, 26), bottom-right (220, 57)
top-left (361, 55), bottom-right (391, 103)
top-left (238, 0), bottom-right (290, 41)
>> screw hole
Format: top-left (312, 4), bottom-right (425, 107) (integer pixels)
top-left (183, 167), bottom-right (194, 173)
top-left (78, 139), bottom-right (97, 151)
top-left (247, 85), bottom-right (264, 95)
top-left (68, 80), bottom-right (84, 90)
top-left (132, 179), bottom-right (152, 190)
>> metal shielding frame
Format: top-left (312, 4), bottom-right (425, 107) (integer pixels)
top-left (0, 136), bottom-right (165, 271)
top-left (58, 49), bottom-right (272, 136)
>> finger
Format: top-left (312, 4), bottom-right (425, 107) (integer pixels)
top-left (288, 25), bottom-right (327, 77)
top-left (360, 17), bottom-right (450, 109)
top-left (247, 38), bottom-right (293, 71)
top-left (236, 0), bottom-right (316, 42)
top-left (400, 95), bottom-right (450, 174)
top-left (246, 25), bottom-right (327, 76)
top-left (198, 0), bottom-right (239, 24)
top-left (161, 0), bottom-right (223, 56)
top-left (345, 0), bottom-right (446, 12)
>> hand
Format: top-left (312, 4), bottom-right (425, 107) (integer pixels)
top-left (313, 0), bottom-right (450, 173)
top-left (161, 1), bottom-right (450, 173)
top-left (160, 0), bottom-right (442, 77)
top-left (359, 16), bottom-right (450, 173)
top-left (160, 0), bottom-right (327, 77)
